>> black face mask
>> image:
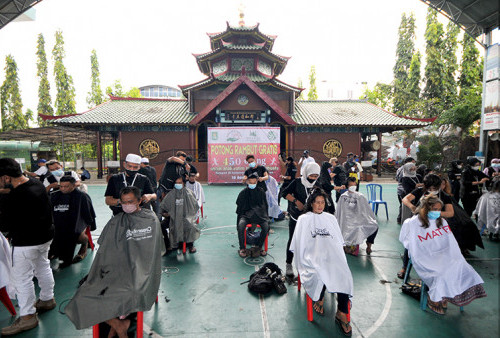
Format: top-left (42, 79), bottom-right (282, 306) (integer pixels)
top-left (307, 178), bottom-right (316, 183)
top-left (125, 169), bottom-right (138, 177)
top-left (3, 183), bottom-right (14, 190)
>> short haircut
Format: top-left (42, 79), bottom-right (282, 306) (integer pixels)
top-left (246, 154), bottom-right (255, 161)
top-left (186, 156), bottom-right (193, 162)
top-left (404, 157), bottom-right (415, 164)
top-left (423, 174), bottom-right (442, 190)
top-left (305, 188), bottom-right (328, 212)
top-left (176, 151), bottom-right (187, 158)
top-left (119, 186), bottom-right (141, 201)
top-left (287, 156), bottom-right (294, 162)
top-left (46, 160), bottom-right (60, 168)
top-left (59, 175), bottom-right (76, 184)
top-left (329, 157), bottom-right (338, 164)
top-left (347, 152), bottom-right (353, 157)
top-left (346, 177), bottom-right (357, 184)
top-left (0, 158), bottom-right (23, 178)
top-left (247, 173), bottom-right (259, 181)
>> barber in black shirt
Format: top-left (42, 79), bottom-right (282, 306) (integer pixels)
top-left (242, 154), bottom-right (269, 192)
top-left (105, 154), bottom-right (156, 215)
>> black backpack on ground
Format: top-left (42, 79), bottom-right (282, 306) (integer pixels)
top-left (246, 263), bottom-right (287, 295)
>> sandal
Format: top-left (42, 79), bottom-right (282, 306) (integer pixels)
top-left (335, 314), bottom-right (352, 336)
top-left (189, 247), bottom-right (197, 254)
top-left (441, 299), bottom-right (448, 309)
top-left (397, 268), bottom-right (406, 279)
top-left (427, 296), bottom-right (445, 315)
top-left (366, 242), bottom-right (372, 255)
top-left (72, 250), bottom-right (88, 263)
top-left (313, 300), bottom-right (325, 316)
top-left (260, 250), bottom-right (267, 257)
top-left (238, 249), bottom-right (247, 258)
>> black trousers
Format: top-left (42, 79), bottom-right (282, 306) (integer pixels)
top-left (462, 195), bottom-right (480, 216)
top-left (367, 229), bottom-right (378, 244)
top-left (397, 194), bottom-right (403, 223)
top-left (286, 217), bottom-right (298, 264)
top-left (319, 285), bottom-right (349, 314)
top-left (237, 217), bottom-right (269, 250)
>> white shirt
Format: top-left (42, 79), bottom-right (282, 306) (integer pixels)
top-left (299, 156), bottom-right (315, 176)
top-left (34, 166), bottom-right (48, 176)
top-left (43, 170), bottom-right (80, 187)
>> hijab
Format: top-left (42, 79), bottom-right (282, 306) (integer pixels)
top-left (301, 162), bottom-right (321, 189)
top-left (319, 161), bottom-right (333, 187)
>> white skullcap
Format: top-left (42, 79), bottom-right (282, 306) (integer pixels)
top-left (141, 157), bottom-right (149, 164)
top-left (125, 154), bottom-right (141, 164)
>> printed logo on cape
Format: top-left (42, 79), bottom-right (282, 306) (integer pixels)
top-left (126, 226), bottom-right (153, 241)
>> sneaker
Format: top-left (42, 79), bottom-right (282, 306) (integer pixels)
top-left (1, 314), bottom-right (38, 336)
top-left (285, 263), bottom-right (294, 276)
top-left (34, 298), bottom-right (56, 312)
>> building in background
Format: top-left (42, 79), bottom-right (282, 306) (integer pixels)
top-left (139, 85), bottom-right (182, 98)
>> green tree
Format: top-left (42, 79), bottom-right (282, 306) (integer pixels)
top-left (393, 13), bottom-right (416, 115)
top-left (0, 55), bottom-right (30, 131)
top-left (422, 8), bottom-right (445, 117)
top-left (36, 33), bottom-right (53, 125)
top-left (297, 79), bottom-right (305, 100)
top-left (105, 80), bottom-right (124, 97)
top-left (52, 30), bottom-right (76, 116)
top-left (360, 82), bottom-right (392, 110)
top-left (307, 66), bottom-right (318, 100)
top-left (86, 49), bottom-right (104, 108)
top-left (405, 51), bottom-right (422, 116)
top-left (442, 22), bottom-right (460, 110)
top-left (459, 34), bottom-right (482, 92)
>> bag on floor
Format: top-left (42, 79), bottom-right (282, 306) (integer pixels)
top-left (401, 281), bottom-right (422, 301)
top-left (246, 263), bottom-right (287, 295)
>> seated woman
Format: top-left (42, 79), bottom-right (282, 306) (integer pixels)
top-left (160, 176), bottom-right (200, 253)
top-left (399, 194), bottom-right (486, 315)
top-left (290, 189), bottom-right (354, 336)
top-left (336, 177), bottom-right (378, 256)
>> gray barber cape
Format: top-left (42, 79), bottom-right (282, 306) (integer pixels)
top-left (336, 191), bottom-right (378, 245)
top-left (65, 208), bottom-right (163, 329)
top-left (160, 187), bottom-right (200, 248)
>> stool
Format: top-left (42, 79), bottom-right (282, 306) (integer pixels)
top-left (85, 227), bottom-right (95, 251)
top-left (404, 258), bottom-right (463, 312)
top-left (0, 287), bottom-right (16, 316)
top-left (243, 224), bottom-right (268, 251)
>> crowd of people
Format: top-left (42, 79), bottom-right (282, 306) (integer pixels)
top-left (0, 151), bottom-right (498, 337)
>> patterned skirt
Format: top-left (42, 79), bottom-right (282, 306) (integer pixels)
top-left (442, 284), bottom-right (487, 306)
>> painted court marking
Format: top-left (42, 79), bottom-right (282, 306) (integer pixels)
top-left (255, 265), bottom-right (271, 338)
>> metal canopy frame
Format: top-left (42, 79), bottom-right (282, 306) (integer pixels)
top-left (0, 0), bottom-right (42, 30)
top-left (0, 126), bottom-right (110, 144)
top-left (421, 0), bottom-right (499, 43)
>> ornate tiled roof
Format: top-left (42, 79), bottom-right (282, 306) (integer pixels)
top-left (293, 100), bottom-right (430, 127)
top-left (55, 97), bottom-right (192, 125)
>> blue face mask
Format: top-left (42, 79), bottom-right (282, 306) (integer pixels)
top-left (52, 169), bottom-right (64, 177)
top-left (249, 162), bottom-right (256, 168)
top-left (427, 211), bottom-right (441, 220)
top-left (174, 183), bottom-right (183, 190)
top-left (248, 183), bottom-right (257, 189)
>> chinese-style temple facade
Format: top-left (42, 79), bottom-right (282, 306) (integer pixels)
top-left (54, 22), bottom-right (430, 180)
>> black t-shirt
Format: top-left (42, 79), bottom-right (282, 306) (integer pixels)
top-left (0, 178), bottom-right (54, 246)
top-left (410, 188), bottom-right (452, 210)
top-left (332, 166), bottom-right (347, 186)
top-left (139, 166), bottom-right (157, 189)
top-left (159, 162), bottom-right (188, 189)
top-left (284, 163), bottom-right (297, 186)
top-left (281, 178), bottom-right (318, 219)
top-left (105, 172), bottom-right (154, 215)
top-left (244, 165), bottom-right (268, 192)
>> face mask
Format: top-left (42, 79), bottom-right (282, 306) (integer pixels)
top-left (492, 163), bottom-right (500, 168)
top-left (457, 165), bottom-right (462, 169)
top-left (348, 186), bottom-right (357, 192)
top-left (427, 211), bottom-right (441, 220)
top-left (174, 183), bottom-right (183, 190)
top-left (307, 178), bottom-right (316, 184)
top-left (248, 183), bottom-right (257, 189)
top-left (428, 190), bottom-right (439, 195)
top-left (249, 162), bottom-right (256, 168)
top-left (125, 169), bottom-right (138, 176)
top-left (355, 159), bottom-right (359, 162)
top-left (52, 169), bottom-right (64, 177)
top-left (122, 204), bottom-right (137, 214)
top-left (473, 166), bottom-right (481, 171)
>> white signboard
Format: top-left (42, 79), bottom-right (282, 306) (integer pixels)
top-left (484, 79), bottom-right (500, 131)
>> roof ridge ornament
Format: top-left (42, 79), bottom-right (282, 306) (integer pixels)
top-left (238, 2), bottom-right (245, 27)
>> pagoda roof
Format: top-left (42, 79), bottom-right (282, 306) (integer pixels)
top-left (207, 22), bottom-right (277, 51)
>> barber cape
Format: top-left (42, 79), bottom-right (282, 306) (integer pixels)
top-left (185, 181), bottom-right (205, 208)
top-left (290, 212), bottom-right (353, 301)
top-left (50, 189), bottom-right (96, 262)
top-left (474, 192), bottom-right (500, 235)
top-left (160, 188), bottom-right (200, 248)
top-left (0, 233), bottom-right (13, 297)
top-left (65, 209), bottom-right (163, 329)
top-left (336, 191), bottom-right (378, 245)
top-left (265, 175), bottom-right (282, 218)
top-left (399, 215), bottom-right (484, 302)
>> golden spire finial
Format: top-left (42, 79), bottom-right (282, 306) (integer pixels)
top-left (238, 2), bottom-right (245, 27)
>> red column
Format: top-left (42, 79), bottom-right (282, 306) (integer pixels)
top-left (112, 133), bottom-right (117, 161)
top-left (96, 131), bottom-right (103, 179)
top-left (376, 132), bottom-right (382, 177)
top-left (288, 127), bottom-right (295, 154)
top-left (189, 127), bottom-right (195, 153)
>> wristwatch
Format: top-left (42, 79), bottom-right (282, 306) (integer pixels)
top-left (292, 198), bottom-right (297, 203)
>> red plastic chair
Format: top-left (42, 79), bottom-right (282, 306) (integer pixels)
top-left (243, 224), bottom-right (268, 251)
top-left (0, 287), bottom-right (16, 316)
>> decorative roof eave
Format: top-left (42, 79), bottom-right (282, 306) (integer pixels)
top-left (270, 78), bottom-right (304, 94)
top-left (189, 74), bottom-right (296, 126)
top-left (194, 45), bottom-right (289, 63)
top-left (207, 22), bottom-right (276, 50)
top-left (39, 113), bottom-right (80, 121)
top-left (365, 102), bottom-right (438, 124)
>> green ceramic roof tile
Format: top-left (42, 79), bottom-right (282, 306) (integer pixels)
top-left (293, 100), bottom-right (429, 127)
top-left (56, 99), bottom-right (193, 125)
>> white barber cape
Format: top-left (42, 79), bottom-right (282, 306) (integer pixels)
top-left (336, 191), bottom-right (378, 245)
top-left (290, 211), bottom-right (353, 301)
top-left (186, 181), bottom-right (205, 208)
top-left (399, 215), bottom-right (484, 302)
top-left (265, 175), bottom-right (282, 218)
top-left (474, 192), bottom-right (500, 235)
top-left (0, 233), bottom-right (13, 297)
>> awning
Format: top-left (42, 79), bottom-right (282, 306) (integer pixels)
top-left (0, 126), bottom-right (108, 144)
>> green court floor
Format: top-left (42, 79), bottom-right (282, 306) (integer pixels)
top-left (1, 184), bottom-right (498, 337)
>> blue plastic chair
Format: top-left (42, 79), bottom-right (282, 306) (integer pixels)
top-left (366, 184), bottom-right (388, 220)
top-left (404, 258), bottom-right (463, 312)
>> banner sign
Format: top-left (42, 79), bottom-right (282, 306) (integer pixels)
top-left (207, 127), bottom-right (280, 184)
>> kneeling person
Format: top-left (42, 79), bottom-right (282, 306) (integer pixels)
top-left (236, 174), bottom-right (270, 258)
top-left (65, 186), bottom-right (163, 336)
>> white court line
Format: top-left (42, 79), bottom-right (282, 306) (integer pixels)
top-left (255, 265), bottom-right (271, 338)
top-left (361, 258), bottom-right (392, 338)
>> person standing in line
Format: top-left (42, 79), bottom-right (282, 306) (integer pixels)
top-left (448, 160), bottom-right (464, 203)
top-left (0, 158), bottom-right (56, 336)
top-left (329, 157), bottom-right (347, 202)
top-left (298, 150), bottom-right (315, 176)
top-left (395, 157), bottom-right (416, 224)
top-left (461, 158), bottom-right (489, 216)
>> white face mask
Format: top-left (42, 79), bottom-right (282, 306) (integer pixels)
top-left (472, 166), bottom-right (481, 171)
top-left (457, 165), bottom-right (462, 170)
top-left (348, 186), bottom-right (357, 192)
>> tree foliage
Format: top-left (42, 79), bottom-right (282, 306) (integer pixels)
top-left (86, 49), bottom-right (104, 108)
top-left (307, 66), bottom-right (318, 100)
top-left (52, 30), bottom-right (76, 116)
top-left (297, 79), bottom-right (305, 100)
top-left (105, 80), bottom-right (142, 98)
top-left (36, 33), bottom-right (53, 126)
top-left (442, 22), bottom-right (460, 110)
top-left (459, 34), bottom-right (482, 93)
top-left (0, 55), bottom-right (30, 131)
top-left (393, 13), bottom-right (416, 115)
top-left (360, 82), bottom-right (392, 110)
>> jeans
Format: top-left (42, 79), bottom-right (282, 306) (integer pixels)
top-left (12, 240), bottom-right (55, 316)
top-left (237, 217), bottom-right (269, 250)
